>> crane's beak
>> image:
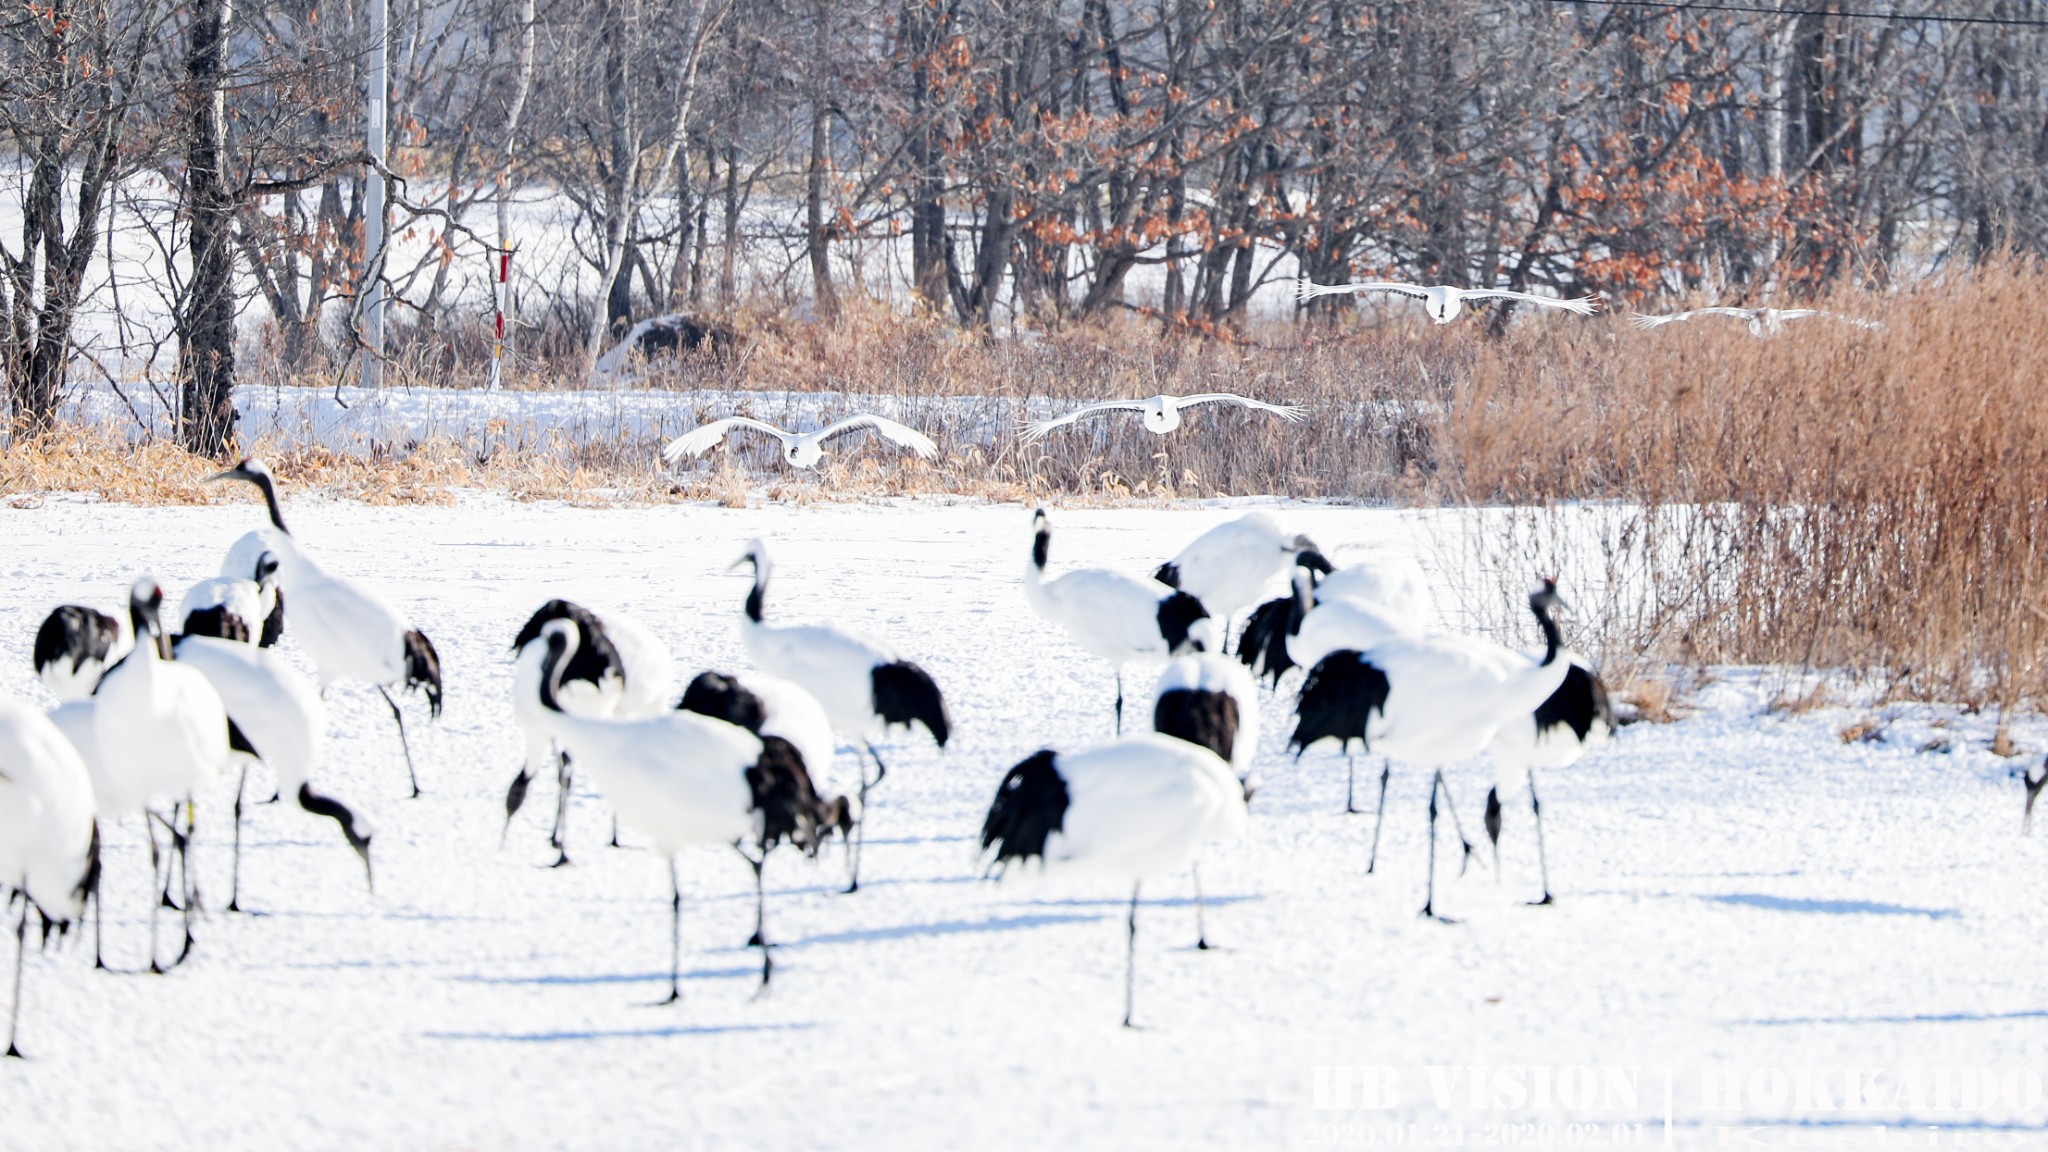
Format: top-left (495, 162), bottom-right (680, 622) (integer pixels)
top-left (203, 467), bottom-right (241, 484)
top-left (727, 554), bottom-right (755, 573)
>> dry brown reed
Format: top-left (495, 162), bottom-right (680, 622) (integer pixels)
top-left (1443, 261), bottom-right (2048, 714)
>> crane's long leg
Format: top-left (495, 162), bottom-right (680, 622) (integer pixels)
top-left (738, 846), bottom-right (773, 991)
top-left (1421, 771), bottom-right (1458, 923)
top-left (228, 765), bottom-right (248, 913)
top-left (1436, 773), bottom-right (1477, 876)
top-left (845, 743), bottom-right (889, 894)
top-left (1528, 772), bottom-right (1555, 906)
top-left (4, 901), bottom-right (25, 1058)
top-left (1114, 671), bottom-right (1125, 737)
top-left (1122, 882), bottom-right (1142, 1029)
top-left (500, 763), bottom-right (532, 849)
top-left (1193, 863), bottom-right (1212, 951)
top-left (548, 749), bottom-right (574, 868)
top-left (1365, 762), bottom-right (1390, 874)
top-left (378, 686), bottom-right (421, 798)
top-left (1345, 750), bottom-right (1359, 814)
top-left (146, 812), bottom-right (161, 973)
top-left (174, 801), bottom-right (197, 968)
top-left (656, 857), bottom-right (683, 1006)
top-left (92, 852), bottom-right (106, 971)
top-left (1484, 786), bottom-right (1504, 884)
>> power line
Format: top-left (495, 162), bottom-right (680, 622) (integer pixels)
top-left (1533, 0), bottom-right (2048, 27)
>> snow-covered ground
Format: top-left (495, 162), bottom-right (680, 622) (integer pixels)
top-left (0, 497), bottom-right (2043, 1149)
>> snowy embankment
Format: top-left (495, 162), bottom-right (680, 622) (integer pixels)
top-left (0, 498), bottom-right (2042, 1149)
top-left (60, 380), bottom-right (1414, 461)
top-left (62, 380), bottom-right (970, 454)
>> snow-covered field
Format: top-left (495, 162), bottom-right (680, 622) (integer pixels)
top-left (1, 497), bottom-right (2044, 1150)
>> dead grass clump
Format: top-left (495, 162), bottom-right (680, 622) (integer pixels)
top-left (1441, 259), bottom-right (2048, 709)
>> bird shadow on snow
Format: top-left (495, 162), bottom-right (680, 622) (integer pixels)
top-left (787, 911), bottom-right (1101, 948)
top-left (1699, 893), bottom-right (1961, 919)
top-left (422, 1022), bottom-right (816, 1043)
top-left (453, 966), bottom-right (760, 986)
top-left (1735, 1008), bottom-right (2048, 1027)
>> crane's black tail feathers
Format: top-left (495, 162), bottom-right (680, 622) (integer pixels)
top-left (1236, 595), bottom-right (1297, 684)
top-left (678, 671), bottom-right (767, 733)
top-left (403, 629), bottom-right (443, 718)
top-left (33, 605), bottom-right (122, 676)
top-left (1534, 662), bottom-right (1615, 742)
top-left (180, 606), bottom-right (252, 644)
top-left (259, 587), bottom-right (286, 648)
top-left (746, 736), bottom-right (840, 856)
top-left (1153, 561), bottom-right (1182, 589)
top-left (1156, 591), bottom-right (1212, 653)
top-left (872, 661), bottom-right (950, 747)
top-left (1289, 651), bottom-right (1391, 756)
top-left (226, 717), bottom-right (260, 757)
top-left (980, 750), bottom-right (1069, 869)
top-left (1153, 688), bottom-right (1241, 764)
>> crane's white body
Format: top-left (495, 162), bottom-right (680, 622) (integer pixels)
top-left (724, 673), bottom-right (836, 786)
top-left (1315, 556), bottom-right (1433, 627)
top-left (0, 696), bottom-right (97, 922)
top-left (265, 532), bottom-right (414, 690)
top-left (1322, 633), bottom-right (1572, 767)
top-left (91, 625), bottom-right (230, 816)
top-left (1297, 277), bottom-right (1598, 325)
top-left (1487, 653), bottom-right (1611, 800)
top-left (1024, 393), bottom-right (1303, 441)
top-left (735, 543), bottom-right (920, 745)
top-left (222, 529), bottom-right (282, 585)
top-left (44, 702), bottom-right (104, 787)
top-left (1153, 653), bottom-right (1262, 774)
top-left (1156, 513), bottom-right (1316, 623)
top-left (1288, 594), bottom-right (1420, 679)
top-left (177, 576), bottom-right (265, 641)
top-left (547, 706), bottom-right (761, 857)
top-left (663, 414), bottom-right (937, 470)
top-left (1029, 734), bottom-right (1247, 880)
top-left (1026, 565), bottom-right (1190, 668)
top-left (170, 636), bottom-right (325, 796)
top-left (743, 616), bottom-right (894, 741)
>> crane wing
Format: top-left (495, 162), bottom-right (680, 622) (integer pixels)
top-left (1297, 278), bottom-right (1430, 304)
top-left (661, 417), bottom-right (790, 463)
top-left (1462, 289), bottom-right (1600, 315)
top-left (1022, 400), bottom-right (1147, 442)
top-left (1175, 393), bottom-right (1305, 421)
top-left (817, 414), bottom-right (939, 458)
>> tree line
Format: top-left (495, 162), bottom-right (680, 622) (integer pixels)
top-left (5, 0), bottom-right (2046, 453)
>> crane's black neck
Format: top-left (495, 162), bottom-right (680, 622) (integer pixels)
top-left (1289, 572), bottom-right (1314, 637)
top-left (1031, 527), bottom-right (1050, 572)
top-left (744, 560), bottom-right (766, 623)
top-left (130, 599), bottom-right (169, 660)
top-left (1532, 599), bottom-right (1562, 666)
top-left (538, 633), bottom-right (570, 713)
top-left (259, 474), bottom-right (289, 533)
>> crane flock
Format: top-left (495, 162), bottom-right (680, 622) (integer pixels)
top-left (0, 478), bottom-right (1627, 1054)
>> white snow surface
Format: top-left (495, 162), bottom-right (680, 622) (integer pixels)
top-left (0, 497), bottom-right (2043, 1148)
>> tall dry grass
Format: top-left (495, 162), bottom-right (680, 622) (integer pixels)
top-left (1442, 263), bottom-right (2048, 715)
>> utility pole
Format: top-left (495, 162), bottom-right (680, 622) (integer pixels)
top-left (363, 0), bottom-right (388, 391)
